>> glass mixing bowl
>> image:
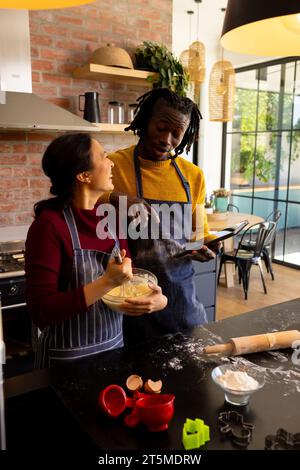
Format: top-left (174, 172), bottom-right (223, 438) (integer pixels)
top-left (211, 363), bottom-right (265, 406)
top-left (102, 268), bottom-right (158, 312)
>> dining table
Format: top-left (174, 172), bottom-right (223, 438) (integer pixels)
top-left (207, 212), bottom-right (264, 288)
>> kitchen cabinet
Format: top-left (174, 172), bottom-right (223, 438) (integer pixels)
top-left (192, 258), bottom-right (217, 322)
top-left (4, 371), bottom-right (97, 451)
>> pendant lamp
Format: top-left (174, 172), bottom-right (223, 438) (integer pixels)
top-left (221, 0), bottom-right (300, 56)
top-left (0, 1), bottom-right (95, 9)
top-left (179, 0), bottom-right (205, 105)
top-left (209, 49), bottom-right (235, 122)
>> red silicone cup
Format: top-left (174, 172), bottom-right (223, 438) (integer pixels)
top-left (136, 394), bottom-right (175, 432)
top-left (98, 384), bottom-right (135, 418)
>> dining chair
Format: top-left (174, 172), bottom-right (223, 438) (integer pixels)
top-left (266, 209), bottom-right (281, 223)
top-left (260, 221), bottom-right (279, 280)
top-left (217, 221), bottom-right (272, 300)
top-left (227, 203), bottom-right (239, 212)
top-left (226, 203), bottom-right (241, 248)
top-left (262, 210), bottom-right (281, 279)
top-left (240, 210), bottom-right (281, 279)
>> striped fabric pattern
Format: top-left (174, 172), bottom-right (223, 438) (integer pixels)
top-left (35, 206), bottom-right (123, 368)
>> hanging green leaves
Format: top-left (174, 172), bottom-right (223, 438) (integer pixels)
top-left (134, 41), bottom-right (190, 97)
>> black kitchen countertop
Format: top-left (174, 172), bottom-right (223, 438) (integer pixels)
top-left (4, 298), bottom-right (300, 451)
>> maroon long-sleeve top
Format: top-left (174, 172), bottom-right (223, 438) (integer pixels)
top-left (25, 205), bottom-right (129, 330)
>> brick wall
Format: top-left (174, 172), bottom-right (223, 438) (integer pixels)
top-left (0, 0), bottom-right (172, 227)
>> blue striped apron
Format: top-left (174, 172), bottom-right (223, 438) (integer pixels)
top-left (35, 206), bottom-right (123, 368)
top-left (123, 146), bottom-right (207, 344)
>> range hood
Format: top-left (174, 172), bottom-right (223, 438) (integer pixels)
top-left (0, 91), bottom-right (100, 132)
top-left (0, 10), bottom-right (100, 133)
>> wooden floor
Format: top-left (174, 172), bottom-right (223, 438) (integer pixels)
top-left (216, 262), bottom-right (300, 321)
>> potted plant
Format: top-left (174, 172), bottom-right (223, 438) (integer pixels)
top-left (213, 188), bottom-right (230, 213)
top-left (134, 41), bottom-right (189, 97)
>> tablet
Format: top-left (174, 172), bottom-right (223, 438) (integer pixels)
top-left (205, 230), bottom-right (236, 247)
top-left (173, 219), bottom-right (249, 257)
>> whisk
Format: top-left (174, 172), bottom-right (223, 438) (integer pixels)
top-left (111, 245), bottom-right (126, 296)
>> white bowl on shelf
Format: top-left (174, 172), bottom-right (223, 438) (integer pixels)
top-left (211, 363), bottom-right (265, 406)
top-left (102, 268), bottom-right (157, 312)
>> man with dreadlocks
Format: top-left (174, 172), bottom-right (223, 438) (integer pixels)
top-left (105, 88), bottom-right (217, 344)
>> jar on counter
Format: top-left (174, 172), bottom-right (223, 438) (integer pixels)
top-left (108, 101), bottom-right (124, 124)
top-left (128, 103), bottom-right (136, 123)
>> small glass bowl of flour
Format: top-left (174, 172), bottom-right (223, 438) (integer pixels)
top-left (211, 364), bottom-right (265, 406)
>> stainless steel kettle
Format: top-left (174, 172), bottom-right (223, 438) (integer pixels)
top-left (79, 92), bottom-right (101, 123)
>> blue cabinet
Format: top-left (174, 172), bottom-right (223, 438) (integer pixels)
top-left (192, 258), bottom-right (217, 322)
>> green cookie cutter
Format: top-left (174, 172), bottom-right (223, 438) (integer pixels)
top-left (182, 418), bottom-right (210, 450)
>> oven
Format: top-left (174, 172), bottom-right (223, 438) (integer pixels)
top-left (0, 277), bottom-right (26, 308)
top-left (0, 241), bottom-right (34, 377)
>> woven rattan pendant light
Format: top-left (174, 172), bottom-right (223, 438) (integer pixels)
top-left (209, 49), bottom-right (235, 122)
top-left (179, 1), bottom-right (205, 105)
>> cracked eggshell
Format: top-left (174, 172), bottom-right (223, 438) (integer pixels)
top-left (126, 374), bottom-right (143, 392)
top-left (144, 379), bottom-right (162, 394)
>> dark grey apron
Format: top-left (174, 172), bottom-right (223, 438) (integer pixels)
top-left (123, 146), bottom-right (207, 344)
top-left (35, 206), bottom-right (123, 368)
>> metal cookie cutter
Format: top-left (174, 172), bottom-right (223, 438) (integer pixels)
top-left (265, 428), bottom-right (300, 450)
top-left (182, 418), bottom-right (210, 450)
top-left (218, 411), bottom-right (254, 447)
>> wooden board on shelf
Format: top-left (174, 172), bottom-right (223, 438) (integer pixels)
top-left (92, 123), bottom-right (132, 134)
top-left (73, 63), bottom-right (157, 86)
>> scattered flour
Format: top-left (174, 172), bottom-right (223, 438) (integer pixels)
top-left (230, 356), bottom-right (300, 395)
top-left (167, 357), bottom-right (183, 370)
top-left (153, 331), bottom-right (300, 396)
top-left (267, 351), bottom-right (289, 362)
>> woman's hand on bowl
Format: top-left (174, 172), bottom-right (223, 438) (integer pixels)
top-left (104, 249), bottom-right (133, 287)
top-left (120, 283), bottom-right (167, 316)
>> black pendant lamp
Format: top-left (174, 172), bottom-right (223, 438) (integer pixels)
top-left (221, 0), bottom-right (300, 56)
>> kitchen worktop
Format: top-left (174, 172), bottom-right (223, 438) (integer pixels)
top-left (5, 298), bottom-right (300, 451)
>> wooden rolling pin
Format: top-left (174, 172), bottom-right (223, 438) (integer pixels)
top-left (204, 330), bottom-right (300, 356)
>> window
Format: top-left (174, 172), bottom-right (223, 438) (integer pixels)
top-left (223, 58), bottom-right (300, 268)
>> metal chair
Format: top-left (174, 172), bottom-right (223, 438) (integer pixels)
top-left (227, 205), bottom-right (241, 250)
top-left (240, 210), bottom-right (281, 279)
top-left (218, 222), bottom-right (272, 300)
top-left (260, 221), bottom-right (278, 280)
top-left (266, 209), bottom-right (281, 223)
top-left (227, 203), bottom-right (239, 212)
top-left (262, 210), bottom-right (281, 279)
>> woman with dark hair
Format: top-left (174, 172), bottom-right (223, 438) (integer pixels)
top-left (25, 133), bottom-right (167, 368)
top-left (102, 88), bottom-right (219, 344)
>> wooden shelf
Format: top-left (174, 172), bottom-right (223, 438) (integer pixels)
top-left (92, 123), bottom-right (132, 134)
top-left (73, 63), bottom-right (157, 86)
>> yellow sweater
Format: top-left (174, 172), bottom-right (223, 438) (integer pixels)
top-left (107, 145), bottom-right (212, 240)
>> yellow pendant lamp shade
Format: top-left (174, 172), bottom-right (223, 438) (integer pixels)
top-left (180, 43), bottom-right (205, 83)
top-left (221, 0), bottom-right (300, 56)
top-left (0, 0), bottom-right (95, 9)
top-left (179, 4), bottom-right (205, 106)
top-left (209, 60), bottom-right (235, 122)
top-left (188, 41), bottom-right (205, 83)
